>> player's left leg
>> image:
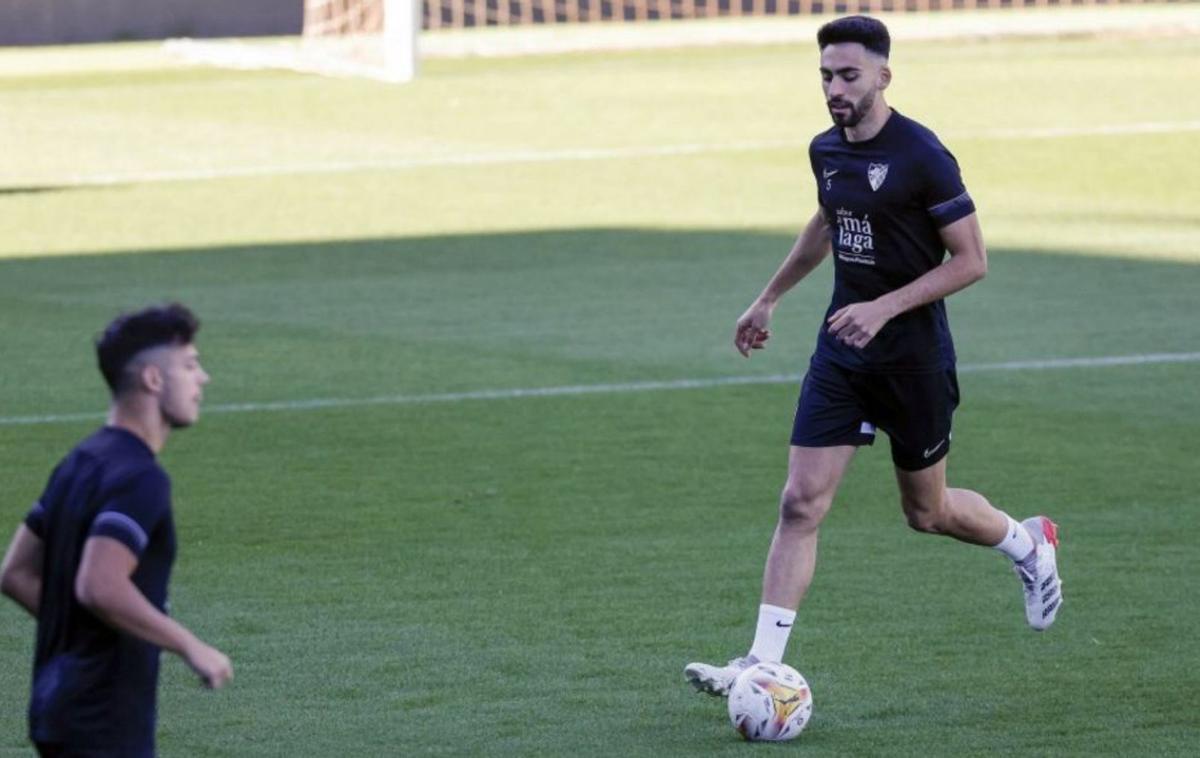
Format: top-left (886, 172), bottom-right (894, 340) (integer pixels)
top-left (876, 367), bottom-right (1062, 630)
top-left (893, 462), bottom-right (1063, 630)
top-left (893, 458), bottom-right (1005, 545)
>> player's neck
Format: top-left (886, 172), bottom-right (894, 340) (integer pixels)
top-left (843, 103), bottom-right (892, 144)
top-left (107, 401), bottom-right (170, 455)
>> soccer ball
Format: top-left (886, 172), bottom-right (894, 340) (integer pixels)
top-left (727, 661), bottom-right (813, 742)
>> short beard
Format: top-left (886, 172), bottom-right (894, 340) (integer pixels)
top-left (828, 89), bottom-right (876, 128)
top-left (162, 407), bottom-right (195, 429)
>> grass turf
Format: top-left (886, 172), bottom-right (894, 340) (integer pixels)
top-left (1, 22), bottom-right (1198, 756)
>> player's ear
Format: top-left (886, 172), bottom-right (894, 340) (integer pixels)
top-left (878, 64), bottom-right (892, 91)
top-left (138, 362), bottom-right (164, 394)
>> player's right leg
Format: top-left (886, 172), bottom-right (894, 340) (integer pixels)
top-left (684, 444), bottom-right (856, 696)
top-left (685, 358), bottom-right (872, 696)
top-left (760, 444), bottom-right (858, 611)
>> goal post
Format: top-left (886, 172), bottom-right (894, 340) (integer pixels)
top-left (164, 0), bottom-right (419, 84)
top-left (382, 0), bottom-right (420, 82)
top-left (303, 0), bottom-right (419, 82)
top-left (166, 0), bottom-right (1161, 83)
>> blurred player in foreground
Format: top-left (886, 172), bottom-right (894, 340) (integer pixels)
top-left (1, 303), bottom-right (232, 757)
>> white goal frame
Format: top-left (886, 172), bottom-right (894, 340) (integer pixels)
top-left (165, 0), bottom-right (419, 84)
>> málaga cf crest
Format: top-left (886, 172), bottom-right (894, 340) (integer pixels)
top-left (867, 163), bottom-right (889, 192)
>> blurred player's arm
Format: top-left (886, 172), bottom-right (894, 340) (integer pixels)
top-left (827, 213), bottom-right (987, 349)
top-left (0, 524), bottom-right (43, 617)
top-left (735, 209), bottom-right (833, 357)
top-left (75, 536), bottom-right (233, 689)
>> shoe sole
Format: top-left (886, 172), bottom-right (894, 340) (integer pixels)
top-left (684, 668), bottom-right (730, 697)
top-left (1031, 516), bottom-right (1062, 631)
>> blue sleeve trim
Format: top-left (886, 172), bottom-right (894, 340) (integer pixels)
top-left (928, 190), bottom-right (975, 227)
top-left (91, 511), bottom-right (150, 555)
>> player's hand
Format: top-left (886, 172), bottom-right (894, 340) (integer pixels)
top-left (183, 639), bottom-right (233, 690)
top-left (826, 299), bottom-right (893, 349)
top-left (734, 300), bottom-right (774, 357)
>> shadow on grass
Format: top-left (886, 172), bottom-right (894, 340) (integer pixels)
top-left (0, 185), bottom-right (85, 197)
top-left (0, 227), bottom-right (1196, 416)
top-left (1, 225), bottom-right (1196, 339)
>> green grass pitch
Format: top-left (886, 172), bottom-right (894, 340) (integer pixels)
top-left (1, 23), bottom-right (1198, 756)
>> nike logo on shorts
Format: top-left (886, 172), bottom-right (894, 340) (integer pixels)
top-left (923, 439), bottom-right (947, 458)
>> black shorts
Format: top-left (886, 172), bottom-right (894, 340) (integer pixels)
top-left (790, 356), bottom-right (960, 471)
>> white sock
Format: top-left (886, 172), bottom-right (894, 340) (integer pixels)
top-left (992, 514), bottom-right (1035, 562)
top-left (748, 603), bottom-right (797, 663)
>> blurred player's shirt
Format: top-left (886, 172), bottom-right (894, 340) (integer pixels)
top-left (24, 426), bottom-right (175, 757)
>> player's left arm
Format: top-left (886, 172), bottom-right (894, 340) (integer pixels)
top-left (0, 524), bottom-right (44, 617)
top-left (827, 213), bottom-right (986, 349)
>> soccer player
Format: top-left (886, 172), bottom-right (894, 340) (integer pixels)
top-left (683, 16), bottom-right (1063, 696)
top-left (0, 303), bottom-right (233, 757)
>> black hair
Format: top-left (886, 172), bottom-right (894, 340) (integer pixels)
top-left (95, 303), bottom-right (200, 395)
top-left (817, 15), bottom-right (891, 59)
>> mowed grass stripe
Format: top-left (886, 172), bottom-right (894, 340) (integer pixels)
top-left (3, 351), bottom-right (1198, 427)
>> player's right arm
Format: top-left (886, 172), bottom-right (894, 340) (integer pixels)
top-left (0, 524), bottom-right (43, 617)
top-left (75, 536), bottom-right (233, 690)
top-left (735, 209), bottom-right (833, 357)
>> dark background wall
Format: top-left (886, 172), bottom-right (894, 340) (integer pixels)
top-left (0, 0), bottom-right (303, 45)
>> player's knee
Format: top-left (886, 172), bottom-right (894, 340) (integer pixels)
top-left (778, 485), bottom-right (830, 530)
top-left (901, 495), bottom-right (947, 534)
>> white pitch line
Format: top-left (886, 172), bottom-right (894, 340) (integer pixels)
top-left (956, 352), bottom-right (1200, 372)
top-left (958, 120), bottom-right (1200, 140)
top-left (12, 139), bottom-right (804, 189)
top-left (2, 351), bottom-right (1198, 428)
top-left (6, 121), bottom-right (1200, 190)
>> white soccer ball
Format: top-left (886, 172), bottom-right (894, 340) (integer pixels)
top-left (727, 661), bottom-right (813, 742)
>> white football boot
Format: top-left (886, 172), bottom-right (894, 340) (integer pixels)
top-left (683, 655), bottom-right (756, 697)
top-left (1015, 516), bottom-right (1063, 631)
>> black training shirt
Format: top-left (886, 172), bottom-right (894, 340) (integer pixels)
top-left (809, 109), bottom-right (976, 373)
top-left (24, 426), bottom-right (175, 756)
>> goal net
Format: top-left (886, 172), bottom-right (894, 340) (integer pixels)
top-left (166, 0), bottom-right (1171, 83)
top-left (165, 0), bottom-right (418, 83)
top-left (302, 0), bottom-right (418, 82)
